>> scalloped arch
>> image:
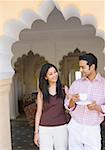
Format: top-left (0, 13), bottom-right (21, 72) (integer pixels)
top-left (0, 0), bottom-right (104, 79)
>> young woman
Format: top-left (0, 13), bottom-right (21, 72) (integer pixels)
top-left (34, 63), bottom-right (68, 150)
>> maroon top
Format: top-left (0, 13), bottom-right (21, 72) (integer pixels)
top-left (39, 94), bottom-right (67, 126)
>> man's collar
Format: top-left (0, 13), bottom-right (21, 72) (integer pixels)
top-left (81, 73), bottom-right (102, 82)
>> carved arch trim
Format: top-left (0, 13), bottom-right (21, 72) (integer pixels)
top-left (59, 48), bottom-right (86, 86)
top-left (14, 50), bottom-right (48, 95)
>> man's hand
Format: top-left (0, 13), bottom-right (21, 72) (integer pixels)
top-left (87, 101), bottom-right (103, 113)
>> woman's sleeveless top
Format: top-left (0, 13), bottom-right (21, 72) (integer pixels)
top-left (39, 95), bottom-right (67, 126)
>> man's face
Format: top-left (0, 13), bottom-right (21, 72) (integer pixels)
top-left (79, 60), bottom-right (92, 77)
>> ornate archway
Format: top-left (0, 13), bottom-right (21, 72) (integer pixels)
top-left (14, 51), bottom-right (47, 113)
top-left (59, 48), bottom-right (86, 86)
top-left (0, 1), bottom-right (104, 80)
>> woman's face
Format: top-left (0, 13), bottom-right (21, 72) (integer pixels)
top-left (45, 67), bottom-right (58, 84)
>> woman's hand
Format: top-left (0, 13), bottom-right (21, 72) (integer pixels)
top-left (72, 94), bottom-right (80, 103)
top-left (34, 132), bottom-right (39, 147)
top-left (64, 85), bottom-right (79, 102)
top-left (64, 85), bottom-right (72, 100)
top-left (64, 85), bottom-right (69, 95)
top-left (68, 94), bottom-right (79, 109)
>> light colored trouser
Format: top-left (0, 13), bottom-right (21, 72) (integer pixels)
top-left (39, 124), bottom-right (68, 150)
top-left (68, 119), bottom-right (101, 150)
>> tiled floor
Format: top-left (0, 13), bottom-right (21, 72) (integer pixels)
top-left (11, 117), bottom-right (105, 150)
top-left (101, 124), bottom-right (105, 150)
top-left (11, 120), bottom-right (38, 150)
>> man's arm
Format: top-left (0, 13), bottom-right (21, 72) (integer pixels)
top-left (87, 101), bottom-right (104, 114)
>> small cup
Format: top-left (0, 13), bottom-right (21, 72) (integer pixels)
top-left (79, 93), bottom-right (88, 101)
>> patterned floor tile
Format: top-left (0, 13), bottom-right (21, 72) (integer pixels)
top-left (11, 120), bottom-right (105, 150)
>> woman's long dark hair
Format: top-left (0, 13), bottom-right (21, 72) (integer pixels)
top-left (39, 63), bottom-right (64, 102)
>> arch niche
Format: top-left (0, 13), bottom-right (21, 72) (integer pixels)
top-left (59, 48), bottom-right (86, 86)
top-left (14, 51), bottom-right (47, 113)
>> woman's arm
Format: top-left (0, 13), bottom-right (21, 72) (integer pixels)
top-left (68, 94), bottom-right (79, 108)
top-left (64, 85), bottom-right (78, 109)
top-left (34, 90), bottom-right (43, 146)
top-left (68, 98), bottom-right (76, 108)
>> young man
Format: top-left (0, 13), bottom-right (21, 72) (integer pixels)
top-left (65, 53), bottom-right (105, 150)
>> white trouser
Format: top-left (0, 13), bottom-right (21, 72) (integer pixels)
top-left (68, 119), bottom-right (101, 150)
top-left (39, 124), bottom-right (68, 150)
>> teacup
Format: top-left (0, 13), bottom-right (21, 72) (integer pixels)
top-left (79, 93), bottom-right (88, 101)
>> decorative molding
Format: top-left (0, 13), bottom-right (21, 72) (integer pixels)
top-left (59, 48), bottom-right (86, 85)
top-left (0, 2), bottom-right (104, 80)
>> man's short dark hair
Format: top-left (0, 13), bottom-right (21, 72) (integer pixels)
top-left (79, 53), bottom-right (97, 70)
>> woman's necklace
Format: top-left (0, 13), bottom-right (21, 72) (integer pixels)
top-left (49, 86), bottom-right (56, 96)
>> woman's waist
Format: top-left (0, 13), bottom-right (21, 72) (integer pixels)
top-left (40, 114), bottom-right (67, 126)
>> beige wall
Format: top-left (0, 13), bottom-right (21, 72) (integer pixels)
top-left (0, 0), bottom-right (104, 36)
top-left (0, 79), bottom-right (12, 150)
top-left (0, 0), bottom-right (104, 80)
top-left (11, 7), bottom-right (105, 76)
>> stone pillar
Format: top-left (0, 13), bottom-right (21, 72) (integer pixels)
top-left (0, 78), bottom-right (12, 150)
